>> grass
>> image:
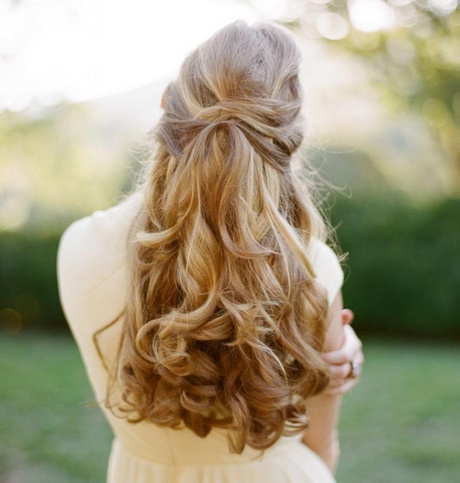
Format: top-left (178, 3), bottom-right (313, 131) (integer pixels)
top-left (0, 335), bottom-right (459, 483)
top-left (337, 338), bottom-right (460, 483)
top-left (0, 334), bottom-right (112, 483)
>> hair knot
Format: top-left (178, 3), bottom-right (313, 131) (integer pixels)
top-left (107, 20), bottom-right (331, 456)
top-left (193, 102), bottom-right (239, 123)
top-left (186, 98), bottom-right (303, 170)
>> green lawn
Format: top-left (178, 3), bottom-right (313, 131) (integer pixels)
top-left (1, 335), bottom-right (459, 482)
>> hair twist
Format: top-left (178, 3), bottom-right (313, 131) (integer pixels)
top-left (102, 21), bottom-right (332, 455)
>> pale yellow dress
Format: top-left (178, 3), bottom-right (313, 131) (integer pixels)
top-left (57, 191), bottom-right (344, 483)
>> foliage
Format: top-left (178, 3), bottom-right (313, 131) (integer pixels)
top-left (0, 230), bottom-right (65, 334)
top-left (1, 195), bottom-right (459, 338)
top-left (289, 0), bottom-right (460, 188)
top-left (0, 105), bottom-right (128, 232)
top-left (330, 193), bottom-right (460, 338)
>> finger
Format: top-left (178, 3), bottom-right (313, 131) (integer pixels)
top-left (322, 343), bottom-right (360, 365)
top-left (321, 349), bottom-right (349, 365)
top-left (326, 356), bottom-right (365, 390)
top-left (321, 326), bottom-right (362, 366)
top-left (327, 376), bottom-right (349, 389)
top-left (341, 309), bottom-right (354, 325)
top-left (326, 370), bottom-right (363, 393)
top-left (323, 377), bottom-right (360, 396)
top-left (328, 363), bottom-right (353, 380)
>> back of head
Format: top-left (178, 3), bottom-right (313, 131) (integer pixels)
top-left (160, 21), bottom-right (304, 173)
top-left (106, 21), bottom-right (331, 454)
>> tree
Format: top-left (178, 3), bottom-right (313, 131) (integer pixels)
top-left (276, 0), bottom-right (460, 188)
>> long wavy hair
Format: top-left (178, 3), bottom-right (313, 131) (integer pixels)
top-left (103, 21), bottom-right (332, 454)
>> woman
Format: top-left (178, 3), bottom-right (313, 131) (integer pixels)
top-left (58, 21), bottom-right (363, 482)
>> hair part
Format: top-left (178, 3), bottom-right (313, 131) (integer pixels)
top-left (102, 20), bottom-right (331, 454)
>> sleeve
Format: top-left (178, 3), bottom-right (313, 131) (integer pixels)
top-left (57, 192), bottom-right (143, 334)
top-left (309, 238), bottom-right (344, 306)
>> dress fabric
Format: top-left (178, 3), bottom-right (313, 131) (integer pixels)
top-left (57, 191), bottom-right (344, 483)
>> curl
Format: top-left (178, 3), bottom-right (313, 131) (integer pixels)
top-left (101, 21), bottom-right (332, 454)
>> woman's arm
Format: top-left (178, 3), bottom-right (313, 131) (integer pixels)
top-left (301, 291), bottom-right (346, 474)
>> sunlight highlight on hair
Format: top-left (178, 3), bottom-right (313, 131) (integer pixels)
top-left (103, 21), bottom-right (332, 454)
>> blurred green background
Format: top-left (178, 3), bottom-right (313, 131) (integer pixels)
top-left (1, 1), bottom-right (459, 482)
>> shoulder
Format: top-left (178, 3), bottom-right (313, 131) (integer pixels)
top-left (57, 191), bottom-right (143, 273)
top-left (57, 191), bottom-right (144, 323)
top-left (58, 191), bottom-right (143, 257)
top-left (308, 238), bottom-right (344, 306)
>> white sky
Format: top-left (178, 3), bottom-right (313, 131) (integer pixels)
top-left (0, 0), bottom-right (260, 111)
top-left (2, 0), bottom-right (445, 112)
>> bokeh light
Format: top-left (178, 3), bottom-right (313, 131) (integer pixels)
top-left (429, 0), bottom-right (458, 16)
top-left (349, 0), bottom-right (396, 32)
top-left (315, 12), bottom-right (350, 40)
top-left (0, 308), bottom-right (22, 335)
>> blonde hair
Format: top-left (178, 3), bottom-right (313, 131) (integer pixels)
top-left (104, 21), bottom-right (331, 454)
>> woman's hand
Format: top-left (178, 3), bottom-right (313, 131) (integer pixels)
top-left (321, 309), bottom-right (364, 396)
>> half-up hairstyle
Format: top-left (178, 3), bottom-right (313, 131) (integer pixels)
top-left (104, 21), bottom-right (332, 454)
